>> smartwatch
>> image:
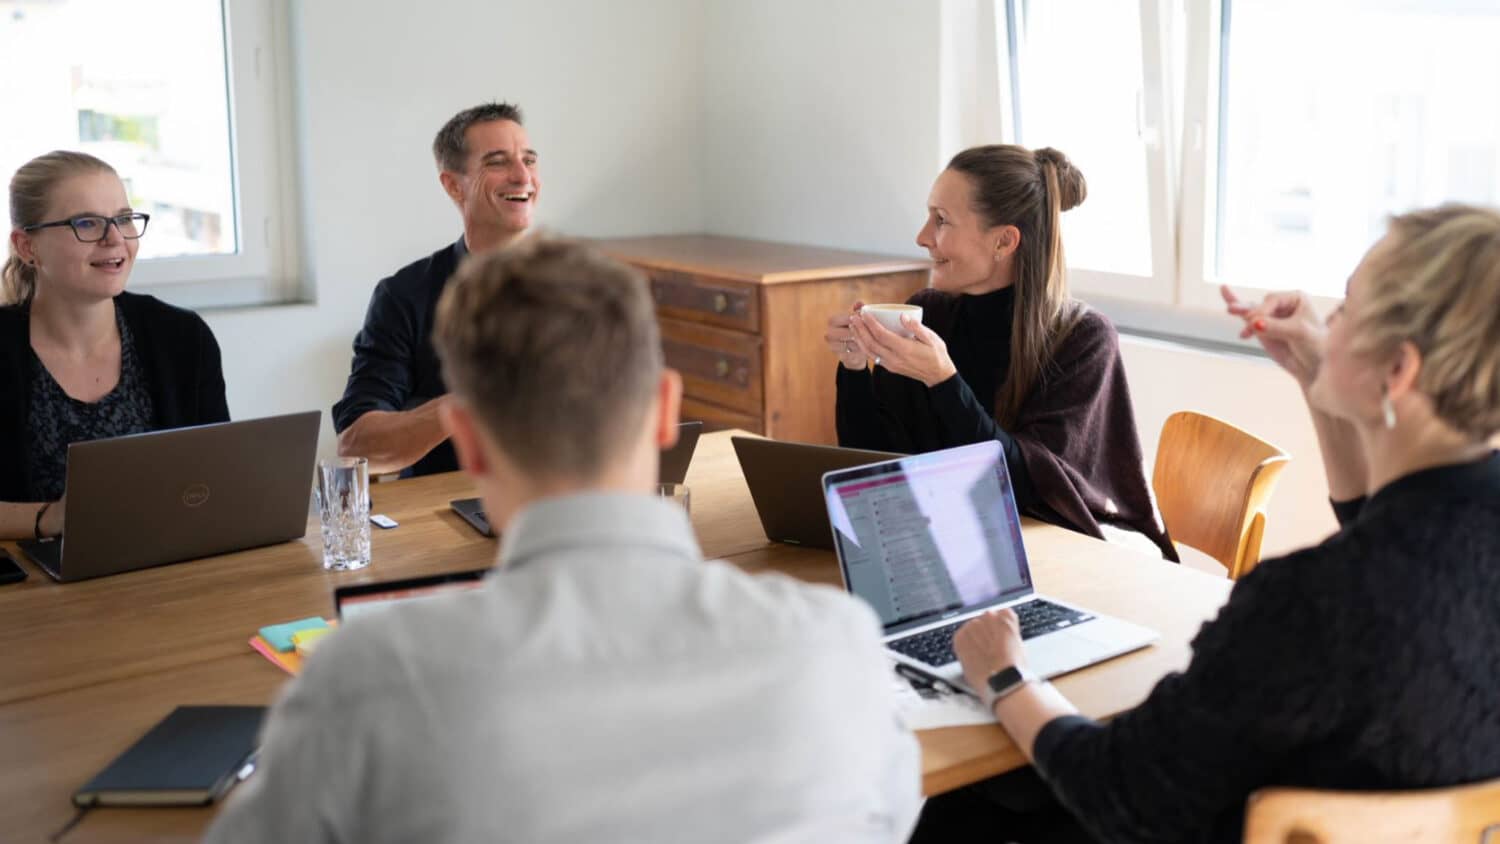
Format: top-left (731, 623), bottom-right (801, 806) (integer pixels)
top-left (981, 665), bottom-right (1036, 712)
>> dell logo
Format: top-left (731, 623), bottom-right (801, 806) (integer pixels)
top-left (182, 484), bottom-right (211, 508)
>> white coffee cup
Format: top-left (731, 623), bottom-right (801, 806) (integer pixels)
top-left (862, 303), bottom-right (924, 338)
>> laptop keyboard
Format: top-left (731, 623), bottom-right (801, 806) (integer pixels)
top-left (887, 599), bottom-right (1095, 666)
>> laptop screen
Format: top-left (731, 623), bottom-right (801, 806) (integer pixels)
top-left (334, 569), bottom-right (488, 621)
top-left (822, 441), bottom-right (1033, 634)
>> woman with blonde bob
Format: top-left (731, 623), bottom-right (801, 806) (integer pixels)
top-left (1, 151), bottom-right (228, 541)
top-left (826, 145), bottom-right (1173, 559)
top-left (938, 204), bottom-right (1500, 842)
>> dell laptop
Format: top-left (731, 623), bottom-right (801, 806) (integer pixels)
top-left (822, 440), bottom-right (1157, 688)
top-left (18, 412), bottom-right (321, 583)
top-left (451, 421), bottom-right (704, 537)
top-left (732, 437), bottom-right (902, 549)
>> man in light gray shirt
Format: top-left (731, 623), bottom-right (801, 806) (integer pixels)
top-left (206, 238), bottom-right (921, 843)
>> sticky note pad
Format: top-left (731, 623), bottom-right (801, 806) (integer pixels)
top-left (292, 627), bottom-right (333, 658)
top-left (258, 617), bottom-right (328, 653)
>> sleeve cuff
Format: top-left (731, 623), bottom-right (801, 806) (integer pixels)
top-left (1031, 713), bottom-right (1098, 775)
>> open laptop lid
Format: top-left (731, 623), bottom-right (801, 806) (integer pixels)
top-left (659, 421), bottom-right (703, 485)
top-left (821, 441), bottom-right (1034, 636)
top-left (334, 568), bottom-right (489, 621)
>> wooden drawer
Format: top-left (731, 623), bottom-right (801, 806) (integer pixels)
top-left (680, 396), bottom-right (763, 435)
top-left (660, 318), bottom-right (763, 416)
top-left (644, 268), bottom-right (760, 333)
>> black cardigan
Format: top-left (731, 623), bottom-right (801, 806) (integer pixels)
top-left (1032, 452), bottom-right (1500, 843)
top-left (1, 292), bottom-right (229, 502)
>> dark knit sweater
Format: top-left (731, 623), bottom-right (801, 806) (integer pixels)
top-left (1032, 452), bottom-right (1500, 843)
top-left (837, 287), bottom-right (1173, 559)
top-left (1, 292), bottom-right (229, 502)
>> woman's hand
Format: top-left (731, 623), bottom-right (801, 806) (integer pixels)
top-left (825, 301), bottom-right (871, 370)
top-left (849, 310), bottom-right (958, 387)
top-left (1221, 285), bottom-right (1326, 389)
top-left (954, 609), bottom-right (1029, 694)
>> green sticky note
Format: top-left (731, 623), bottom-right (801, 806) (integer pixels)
top-left (258, 617), bottom-right (328, 653)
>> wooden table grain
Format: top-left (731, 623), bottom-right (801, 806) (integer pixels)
top-left (0, 431), bottom-right (1231, 841)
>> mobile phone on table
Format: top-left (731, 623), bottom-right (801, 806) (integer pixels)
top-left (0, 549), bottom-right (28, 585)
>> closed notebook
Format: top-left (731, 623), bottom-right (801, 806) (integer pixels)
top-left (73, 705), bottom-right (267, 807)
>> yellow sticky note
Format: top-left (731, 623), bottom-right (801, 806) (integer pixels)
top-left (292, 627), bottom-right (333, 658)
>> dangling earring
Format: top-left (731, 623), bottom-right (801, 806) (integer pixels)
top-left (1381, 392), bottom-right (1397, 430)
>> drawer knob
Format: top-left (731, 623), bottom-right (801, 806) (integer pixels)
top-left (715, 358), bottom-right (730, 379)
top-left (712, 293), bottom-right (729, 313)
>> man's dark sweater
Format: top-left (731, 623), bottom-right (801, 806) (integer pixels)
top-left (1032, 452), bottom-right (1500, 843)
top-left (333, 238), bottom-right (466, 477)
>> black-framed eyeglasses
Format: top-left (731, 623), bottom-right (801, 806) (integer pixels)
top-left (22, 212), bottom-right (151, 243)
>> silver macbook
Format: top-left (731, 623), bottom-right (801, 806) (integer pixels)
top-left (822, 440), bottom-right (1156, 690)
top-left (18, 412), bottom-right (321, 583)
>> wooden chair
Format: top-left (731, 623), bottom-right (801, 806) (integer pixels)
top-left (1151, 411), bottom-right (1289, 579)
top-left (1244, 779), bottom-right (1500, 843)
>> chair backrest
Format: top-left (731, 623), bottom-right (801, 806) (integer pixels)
top-left (1244, 779), bottom-right (1500, 843)
top-left (1152, 411), bottom-right (1289, 578)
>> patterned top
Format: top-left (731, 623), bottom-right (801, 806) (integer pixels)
top-left (24, 307), bottom-right (155, 501)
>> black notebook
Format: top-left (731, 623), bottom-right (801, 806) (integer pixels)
top-left (73, 706), bottom-right (267, 807)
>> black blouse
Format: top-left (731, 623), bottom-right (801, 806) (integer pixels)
top-left (24, 304), bottom-right (155, 500)
top-left (1032, 452), bottom-right (1500, 842)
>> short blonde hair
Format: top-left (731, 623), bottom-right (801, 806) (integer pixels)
top-left (1353, 204), bottom-right (1500, 440)
top-left (433, 237), bottom-right (662, 478)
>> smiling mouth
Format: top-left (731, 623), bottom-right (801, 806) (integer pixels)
top-left (91, 258), bottom-right (126, 269)
top-left (502, 191), bottom-right (534, 203)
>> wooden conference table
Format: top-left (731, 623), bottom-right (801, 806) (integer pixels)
top-left (0, 431), bottom-right (1233, 842)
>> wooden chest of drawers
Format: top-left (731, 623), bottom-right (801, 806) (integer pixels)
top-left (594, 235), bottom-right (930, 445)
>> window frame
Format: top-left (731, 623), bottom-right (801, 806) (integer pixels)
top-left (124, 0), bottom-right (305, 309)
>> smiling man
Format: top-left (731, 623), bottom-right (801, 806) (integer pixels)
top-left (332, 101), bottom-right (540, 476)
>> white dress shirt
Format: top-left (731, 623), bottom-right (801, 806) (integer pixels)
top-left (206, 492), bottom-right (921, 843)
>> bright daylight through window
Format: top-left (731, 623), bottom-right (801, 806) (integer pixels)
top-left (1215, 0), bottom-right (1500, 298)
top-left (0, 0), bottom-right (237, 261)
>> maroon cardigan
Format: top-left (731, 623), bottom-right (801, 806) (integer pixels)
top-left (836, 288), bottom-right (1175, 560)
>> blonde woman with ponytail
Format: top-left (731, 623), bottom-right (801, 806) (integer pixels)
top-left (826, 145), bottom-right (1172, 560)
top-left (2, 151), bottom-right (228, 541)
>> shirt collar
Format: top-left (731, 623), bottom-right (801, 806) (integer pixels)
top-left (454, 235), bottom-right (470, 259)
top-left (497, 492), bottom-right (703, 571)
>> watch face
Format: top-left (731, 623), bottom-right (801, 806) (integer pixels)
top-left (987, 666), bottom-right (1023, 694)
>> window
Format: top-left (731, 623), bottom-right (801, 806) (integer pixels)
top-left (1005, 0), bottom-right (1178, 305)
top-left (1208, 0), bottom-right (1500, 299)
top-left (0, 0), bottom-right (301, 306)
top-left (996, 0), bottom-right (1500, 339)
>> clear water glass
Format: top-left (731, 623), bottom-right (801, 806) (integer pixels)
top-left (317, 457), bottom-right (371, 571)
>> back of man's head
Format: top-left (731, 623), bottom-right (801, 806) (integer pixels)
top-left (433, 237), bottom-right (662, 480)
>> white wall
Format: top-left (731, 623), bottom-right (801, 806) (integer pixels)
top-left (204, 0), bottom-right (1338, 555)
top-left (205, 0), bottom-right (706, 457)
top-left (698, 0), bottom-right (942, 255)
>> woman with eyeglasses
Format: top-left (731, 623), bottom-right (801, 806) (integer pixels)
top-left (1, 150), bottom-right (228, 541)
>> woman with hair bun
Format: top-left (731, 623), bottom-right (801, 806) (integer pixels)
top-left (826, 144), bottom-right (1173, 559)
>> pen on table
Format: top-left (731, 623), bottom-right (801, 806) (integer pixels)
top-left (892, 660), bottom-right (979, 699)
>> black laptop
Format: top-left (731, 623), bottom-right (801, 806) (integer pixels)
top-left (732, 436), bottom-right (902, 549)
top-left (450, 421), bottom-right (704, 537)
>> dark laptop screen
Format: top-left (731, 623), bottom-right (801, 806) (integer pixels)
top-left (823, 441), bottom-right (1033, 634)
